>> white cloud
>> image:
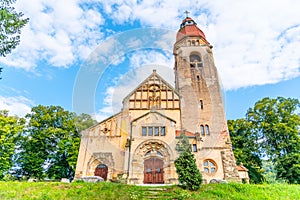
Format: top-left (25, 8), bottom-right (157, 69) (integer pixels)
top-left (88, 0), bottom-right (300, 122)
top-left (1, 0), bottom-right (300, 91)
top-left (0, 96), bottom-right (34, 117)
top-left (0, 0), bottom-right (104, 70)
top-left (96, 0), bottom-right (300, 90)
top-left (128, 50), bottom-right (173, 69)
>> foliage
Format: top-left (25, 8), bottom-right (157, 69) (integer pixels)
top-left (2, 173), bottom-right (15, 181)
top-left (0, 0), bottom-right (29, 57)
top-left (275, 152), bottom-right (300, 184)
top-left (17, 106), bottom-right (95, 180)
top-left (72, 113), bottom-right (97, 133)
top-left (246, 97), bottom-right (300, 161)
top-left (262, 160), bottom-right (285, 184)
top-left (0, 110), bottom-right (24, 179)
top-left (229, 97), bottom-right (300, 184)
top-left (0, 182), bottom-right (299, 200)
top-left (175, 130), bottom-right (191, 153)
top-left (228, 119), bottom-right (264, 183)
top-left (175, 131), bottom-right (202, 191)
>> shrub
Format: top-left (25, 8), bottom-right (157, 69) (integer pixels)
top-left (175, 151), bottom-right (202, 190)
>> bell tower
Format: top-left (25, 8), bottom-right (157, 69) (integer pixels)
top-left (174, 16), bottom-right (241, 182)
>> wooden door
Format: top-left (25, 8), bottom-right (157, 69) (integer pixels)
top-left (144, 157), bottom-right (164, 184)
top-left (94, 164), bottom-right (108, 180)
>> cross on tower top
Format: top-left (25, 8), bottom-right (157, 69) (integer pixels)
top-left (184, 10), bottom-right (190, 18)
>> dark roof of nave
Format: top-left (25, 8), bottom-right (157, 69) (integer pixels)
top-left (176, 17), bottom-right (208, 43)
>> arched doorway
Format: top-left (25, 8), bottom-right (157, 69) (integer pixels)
top-left (94, 164), bottom-right (108, 180)
top-left (144, 157), bottom-right (164, 184)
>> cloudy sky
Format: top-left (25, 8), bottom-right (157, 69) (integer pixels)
top-left (1, 0), bottom-right (300, 120)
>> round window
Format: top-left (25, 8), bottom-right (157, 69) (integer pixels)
top-left (203, 159), bottom-right (217, 174)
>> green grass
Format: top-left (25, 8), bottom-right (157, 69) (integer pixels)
top-left (0, 181), bottom-right (299, 200)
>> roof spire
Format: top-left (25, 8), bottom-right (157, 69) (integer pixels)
top-left (184, 10), bottom-right (190, 18)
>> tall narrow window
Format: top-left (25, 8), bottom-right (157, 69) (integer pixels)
top-left (148, 127), bottom-right (153, 136)
top-left (161, 127), bottom-right (166, 136)
top-left (154, 127), bottom-right (159, 136)
top-left (200, 125), bottom-right (205, 136)
top-left (200, 100), bottom-right (203, 109)
top-left (142, 127), bottom-right (147, 136)
top-left (205, 125), bottom-right (210, 135)
top-left (192, 144), bottom-right (197, 152)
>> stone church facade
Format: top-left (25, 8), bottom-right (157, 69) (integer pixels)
top-left (75, 17), bottom-right (246, 184)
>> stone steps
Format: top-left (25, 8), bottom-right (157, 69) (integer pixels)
top-left (140, 187), bottom-right (172, 199)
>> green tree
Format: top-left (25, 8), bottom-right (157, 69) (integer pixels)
top-left (0, 0), bottom-right (29, 57)
top-left (0, 110), bottom-right (24, 179)
top-left (275, 152), bottom-right (300, 184)
top-left (18, 105), bottom-right (80, 180)
top-left (247, 97), bottom-right (300, 183)
top-left (175, 130), bottom-right (202, 190)
top-left (73, 112), bottom-right (97, 132)
top-left (228, 119), bottom-right (264, 183)
top-left (247, 97), bottom-right (300, 161)
top-left (230, 97), bottom-right (300, 183)
top-left (175, 130), bottom-right (191, 153)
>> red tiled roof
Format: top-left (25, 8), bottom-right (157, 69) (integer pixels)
top-left (237, 165), bottom-right (248, 171)
top-left (176, 17), bottom-right (207, 43)
top-left (175, 130), bottom-right (195, 137)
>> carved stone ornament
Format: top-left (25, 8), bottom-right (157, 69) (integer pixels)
top-left (91, 152), bottom-right (114, 167)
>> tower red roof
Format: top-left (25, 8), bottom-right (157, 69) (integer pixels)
top-left (176, 17), bottom-right (207, 43)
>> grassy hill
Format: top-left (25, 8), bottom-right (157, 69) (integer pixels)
top-left (0, 181), bottom-right (299, 200)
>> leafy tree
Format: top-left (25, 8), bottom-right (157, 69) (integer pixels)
top-left (247, 97), bottom-right (300, 183)
top-left (228, 119), bottom-right (264, 183)
top-left (0, 0), bottom-right (29, 57)
top-left (275, 152), bottom-right (300, 184)
top-left (17, 105), bottom-right (79, 180)
top-left (175, 130), bottom-right (202, 190)
top-left (246, 97), bottom-right (300, 161)
top-left (73, 112), bottom-right (97, 132)
top-left (0, 110), bottom-right (24, 179)
top-left (229, 97), bottom-right (300, 184)
top-left (175, 130), bottom-right (191, 153)
top-left (47, 112), bottom-right (97, 180)
top-left (262, 160), bottom-right (285, 183)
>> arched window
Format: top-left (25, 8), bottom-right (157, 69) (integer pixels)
top-left (157, 151), bottom-right (163, 157)
top-left (203, 159), bottom-right (217, 173)
top-left (205, 125), bottom-right (210, 135)
top-left (200, 125), bottom-right (205, 136)
top-left (189, 54), bottom-right (203, 68)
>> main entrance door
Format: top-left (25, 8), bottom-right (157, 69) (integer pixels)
top-left (94, 164), bottom-right (108, 180)
top-left (144, 157), bottom-right (164, 184)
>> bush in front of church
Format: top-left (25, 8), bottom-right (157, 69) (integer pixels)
top-left (175, 151), bottom-right (203, 190)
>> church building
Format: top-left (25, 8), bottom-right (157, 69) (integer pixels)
top-left (75, 16), bottom-right (247, 184)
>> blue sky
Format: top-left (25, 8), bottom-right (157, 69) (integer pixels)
top-left (0, 0), bottom-right (300, 121)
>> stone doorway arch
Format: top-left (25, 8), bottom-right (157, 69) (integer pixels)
top-left (130, 139), bottom-right (175, 184)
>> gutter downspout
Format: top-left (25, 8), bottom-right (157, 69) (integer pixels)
top-left (127, 121), bottom-right (133, 181)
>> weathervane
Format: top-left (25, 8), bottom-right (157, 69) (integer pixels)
top-left (184, 10), bottom-right (190, 18)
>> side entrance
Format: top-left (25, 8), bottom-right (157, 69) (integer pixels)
top-left (94, 164), bottom-right (108, 180)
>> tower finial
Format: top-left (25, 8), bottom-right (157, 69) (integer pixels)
top-left (184, 10), bottom-right (190, 18)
